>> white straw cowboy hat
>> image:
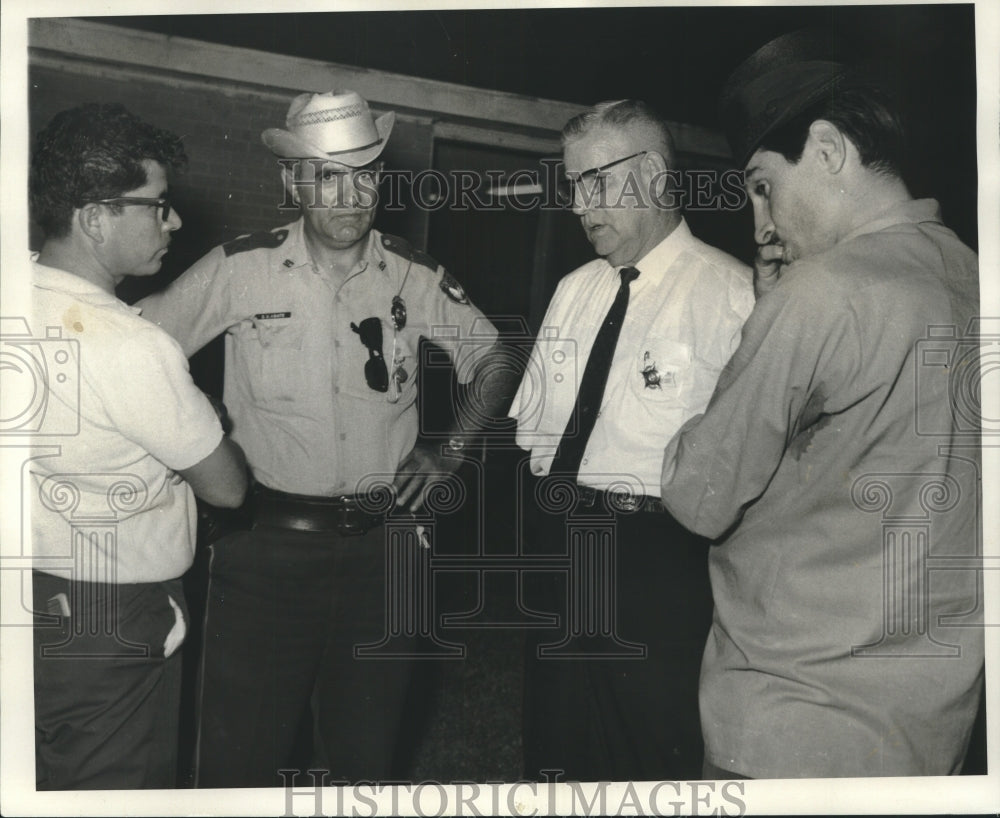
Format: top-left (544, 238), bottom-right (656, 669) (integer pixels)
top-left (262, 90), bottom-right (395, 167)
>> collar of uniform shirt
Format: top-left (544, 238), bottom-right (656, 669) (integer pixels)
top-left (616, 217), bottom-right (695, 290)
top-left (297, 221), bottom-right (377, 280)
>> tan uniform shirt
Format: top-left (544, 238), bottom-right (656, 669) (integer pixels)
top-left (139, 222), bottom-right (497, 495)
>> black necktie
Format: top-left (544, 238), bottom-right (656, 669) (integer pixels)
top-left (550, 266), bottom-right (640, 479)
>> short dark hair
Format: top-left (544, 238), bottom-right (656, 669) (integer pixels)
top-left (757, 83), bottom-right (906, 177)
top-left (30, 103), bottom-right (187, 239)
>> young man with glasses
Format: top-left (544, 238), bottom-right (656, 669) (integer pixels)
top-left (139, 89), bottom-right (512, 787)
top-left (510, 99), bottom-right (754, 781)
top-left (28, 103), bottom-right (248, 789)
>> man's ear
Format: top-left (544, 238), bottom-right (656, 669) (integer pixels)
top-left (642, 150), bottom-right (670, 200)
top-left (280, 165), bottom-right (301, 206)
top-left (77, 203), bottom-right (105, 243)
top-left (806, 120), bottom-right (847, 174)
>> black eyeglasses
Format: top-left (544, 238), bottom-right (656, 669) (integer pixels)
top-left (555, 151), bottom-right (649, 208)
top-left (351, 317), bottom-right (388, 392)
top-left (93, 197), bottom-right (173, 221)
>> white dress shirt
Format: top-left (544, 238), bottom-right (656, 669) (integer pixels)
top-left (510, 219), bottom-right (753, 496)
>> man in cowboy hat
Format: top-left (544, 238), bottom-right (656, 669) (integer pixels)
top-left (658, 31), bottom-right (984, 778)
top-left (140, 89), bottom-right (514, 787)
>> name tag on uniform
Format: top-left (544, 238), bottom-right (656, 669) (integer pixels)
top-left (255, 312), bottom-right (292, 320)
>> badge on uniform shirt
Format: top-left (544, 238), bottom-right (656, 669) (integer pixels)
top-left (390, 296), bottom-right (407, 330)
top-left (641, 351), bottom-right (662, 389)
top-left (439, 271), bottom-right (469, 305)
top-left (255, 312), bottom-right (292, 320)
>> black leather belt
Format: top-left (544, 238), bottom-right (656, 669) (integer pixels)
top-left (575, 485), bottom-right (667, 514)
top-left (249, 485), bottom-right (388, 535)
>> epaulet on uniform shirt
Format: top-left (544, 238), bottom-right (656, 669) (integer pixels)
top-left (222, 229), bottom-right (290, 257)
top-left (380, 233), bottom-right (439, 271)
top-left (382, 233), bottom-right (472, 305)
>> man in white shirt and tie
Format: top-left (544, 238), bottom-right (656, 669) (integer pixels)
top-left (510, 99), bottom-right (753, 781)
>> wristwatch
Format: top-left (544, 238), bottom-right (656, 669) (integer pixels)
top-left (447, 437), bottom-right (467, 454)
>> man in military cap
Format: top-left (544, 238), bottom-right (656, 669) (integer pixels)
top-left (659, 31), bottom-right (984, 778)
top-left (140, 90), bottom-right (513, 787)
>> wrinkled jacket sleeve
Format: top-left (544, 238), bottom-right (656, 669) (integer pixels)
top-left (660, 263), bottom-right (861, 539)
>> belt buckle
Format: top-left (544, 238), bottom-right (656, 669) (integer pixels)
top-left (336, 507), bottom-right (364, 536)
top-left (609, 492), bottom-right (639, 513)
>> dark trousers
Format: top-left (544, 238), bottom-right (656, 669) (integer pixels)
top-left (194, 524), bottom-right (415, 788)
top-left (33, 570), bottom-right (186, 790)
top-left (521, 493), bottom-right (713, 782)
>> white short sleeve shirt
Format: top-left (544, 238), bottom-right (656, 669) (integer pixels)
top-left (28, 259), bottom-right (223, 584)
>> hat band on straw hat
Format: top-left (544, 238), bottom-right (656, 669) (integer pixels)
top-left (288, 103), bottom-right (368, 128)
top-left (262, 90), bottom-right (395, 165)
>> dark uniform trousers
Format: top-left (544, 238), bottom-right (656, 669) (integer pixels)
top-left (521, 481), bottom-right (713, 782)
top-left (194, 523), bottom-right (415, 788)
top-left (33, 570), bottom-right (186, 790)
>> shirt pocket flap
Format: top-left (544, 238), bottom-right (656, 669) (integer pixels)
top-left (251, 314), bottom-right (303, 349)
top-left (233, 313), bottom-right (304, 403)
